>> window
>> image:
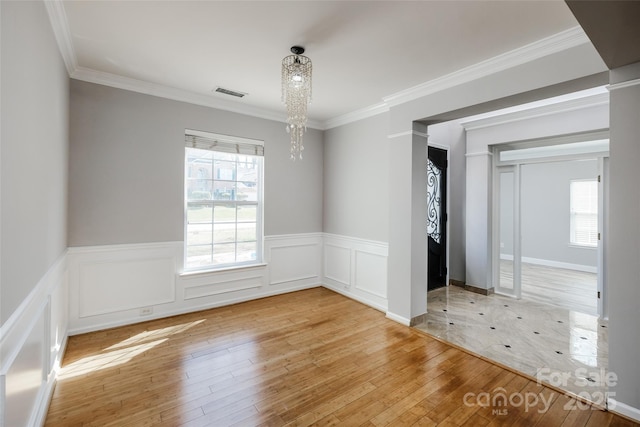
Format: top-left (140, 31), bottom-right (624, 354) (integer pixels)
top-left (184, 130), bottom-right (264, 271)
top-left (570, 179), bottom-right (598, 247)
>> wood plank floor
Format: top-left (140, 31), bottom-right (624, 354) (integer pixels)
top-left (45, 288), bottom-right (636, 426)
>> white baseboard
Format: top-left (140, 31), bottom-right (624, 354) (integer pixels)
top-left (499, 254), bottom-right (597, 273)
top-left (385, 311), bottom-right (411, 326)
top-left (608, 398), bottom-right (640, 423)
top-left (323, 282), bottom-right (386, 313)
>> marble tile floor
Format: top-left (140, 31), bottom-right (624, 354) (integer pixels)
top-left (415, 286), bottom-right (610, 404)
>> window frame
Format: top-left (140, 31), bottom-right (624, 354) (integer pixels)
top-left (569, 178), bottom-right (598, 248)
top-left (183, 130), bottom-right (264, 273)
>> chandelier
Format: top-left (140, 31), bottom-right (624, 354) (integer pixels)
top-left (282, 46), bottom-right (312, 161)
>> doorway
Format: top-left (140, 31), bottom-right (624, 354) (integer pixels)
top-left (493, 138), bottom-right (608, 317)
top-left (427, 146), bottom-right (448, 290)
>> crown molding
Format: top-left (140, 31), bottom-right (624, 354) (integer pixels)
top-left (323, 102), bottom-right (389, 130)
top-left (44, 0), bottom-right (77, 75)
top-left (460, 90), bottom-right (608, 131)
top-left (382, 26), bottom-right (591, 109)
top-left (607, 78), bottom-right (640, 91)
top-left (71, 67), bottom-right (326, 129)
top-left (45, 2), bottom-right (591, 133)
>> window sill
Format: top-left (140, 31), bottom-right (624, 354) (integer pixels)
top-left (179, 262), bottom-right (267, 277)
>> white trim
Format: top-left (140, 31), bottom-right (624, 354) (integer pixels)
top-left (45, 2), bottom-right (591, 131)
top-left (607, 78), bottom-right (640, 91)
top-left (68, 283), bottom-right (321, 336)
top-left (0, 251), bottom-right (68, 427)
top-left (0, 251), bottom-right (67, 374)
top-left (387, 130), bottom-right (430, 140)
top-left (385, 312), bottom-right (411, 326)
top-left (322, 234), bottom-right (388, 312)
top-left (382, 27), bottom-right (590, 108)
top-left (322, 233), bottom-right (388, 250)
top-left (43, 0), bottom-right (76, 75)
top-left (71, 67), bottom-right (324, 130)
top-left (324, 102), bottom-right (389, 130)
top-left (608, 398), bottom-right (640, 423)
top-left (67, 235), bottom-right (323, 335)
top-left (465, 151), bottom-right (493, 158)
top-left (460, 92), bottom-right (609, 131)
top-left (323, 283), bottom-right (386, 313)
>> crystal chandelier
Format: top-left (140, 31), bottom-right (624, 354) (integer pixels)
top-left (282, 46), bottom-right (312, 161)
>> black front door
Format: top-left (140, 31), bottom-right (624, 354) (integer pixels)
top-left (427, 147), bottom-right (447, 290)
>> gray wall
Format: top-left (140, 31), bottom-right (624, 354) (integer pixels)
top-left (323, 113), bottom-right (389, 242)
top-left (426, 120), bottom-right (467, 282)
top-left (1, 0), bottom-right (69, 325)
top-left (68, 80), bottom-right (323, 246)
top-left (500, 159), bottom-right (598, 267)
top-left (608, 62), bottom-right (640, 413)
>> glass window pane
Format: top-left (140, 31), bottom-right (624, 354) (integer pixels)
top-left (187, 181), bottom-right (212, 201)
top-left (237, 205), bottom-right (256, 222)
top-left (187, 223), bottom-right (212, 245)
top-left (185, 145), bottom-right (262, 270)
top-left (213, 222), bottom-right (236, 244)
top-left (213, 204), bottom-right (236, 223)
top-left (237, 242), bottom-right (256, 262)
top-left (237, 242), bottom-right (257, 262)
top-left (214, 160), bottom-right (236, 181)
top-left (213, 152), bottom-right (236, 162)
top-left (187, 202), bottom-right (213, 224)
top-left (213, 243), bottom-right (236, 265)
top-left (186, 245), bottom-right (212, 268)
top-left (237, 182), bottom-right (257, 201)
top-left (237, 222), bottom-right (256, 242)
top-left (213, 181), bottom-right (236, 201)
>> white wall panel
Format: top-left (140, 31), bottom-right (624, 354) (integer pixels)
top-left (323, 244), bottom-right (351, 286)
top-left (0, 252), bottom-right (68, 427)
top-left (323, 234), bottom-right (388, 312)
top-left (355, 250), bottom-right (387, 299)
top-left (78, 257), bottom-right (176, 317)
top-left (266, 234), bottom-right (322, 286)
top-left (183, 275), bottom-right (263, 300)
top-left (68, 235), bottom-right (322, 335)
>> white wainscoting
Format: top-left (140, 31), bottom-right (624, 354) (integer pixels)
top-left (67, 234), bottom-right (323, 335)
top-left (322, 234), bottom-right (388, 312)
top-left (0, 251), bottom-right (68, 427)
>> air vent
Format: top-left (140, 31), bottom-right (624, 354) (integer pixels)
top-left (214, 87), bottom-right (247, 98)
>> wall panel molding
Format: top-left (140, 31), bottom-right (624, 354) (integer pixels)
top-left (322, 234), bottom-right (388, 312)
top-left (68, 234), bottom-right (323, 335)
top-left (0, 251), bottom-right (68, 427)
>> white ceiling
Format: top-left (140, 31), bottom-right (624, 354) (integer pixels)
top-left (56, 1), bottom-right (582, 128)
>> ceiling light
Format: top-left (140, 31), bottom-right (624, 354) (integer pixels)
top-left (281, 46), bottom-right (312, 161)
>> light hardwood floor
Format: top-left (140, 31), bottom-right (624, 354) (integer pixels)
top-left (46, 288), bottom-right (635, 426)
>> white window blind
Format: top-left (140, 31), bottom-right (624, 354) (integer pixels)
top-left (184, 130), bottom-right (264, 271)
top-left (570, 179), bottom-right (598, 247)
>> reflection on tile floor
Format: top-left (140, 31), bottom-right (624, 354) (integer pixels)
top-left (415, 286), bottom-right (609, 402)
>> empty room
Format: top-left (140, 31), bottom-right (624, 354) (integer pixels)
top-left (2, 1), bottom-right (640, 426)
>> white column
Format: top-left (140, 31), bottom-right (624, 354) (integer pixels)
top-left (386, 125), bottom-right (428, 325)
top-left (464, 149), bottom-right (493, 290)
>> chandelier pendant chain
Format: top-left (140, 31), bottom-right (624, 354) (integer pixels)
top-left (282, 46), bottom-right (312, 161)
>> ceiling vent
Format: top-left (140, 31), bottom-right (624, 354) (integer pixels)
top-left (214, 87), bottom-right (247, 98)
